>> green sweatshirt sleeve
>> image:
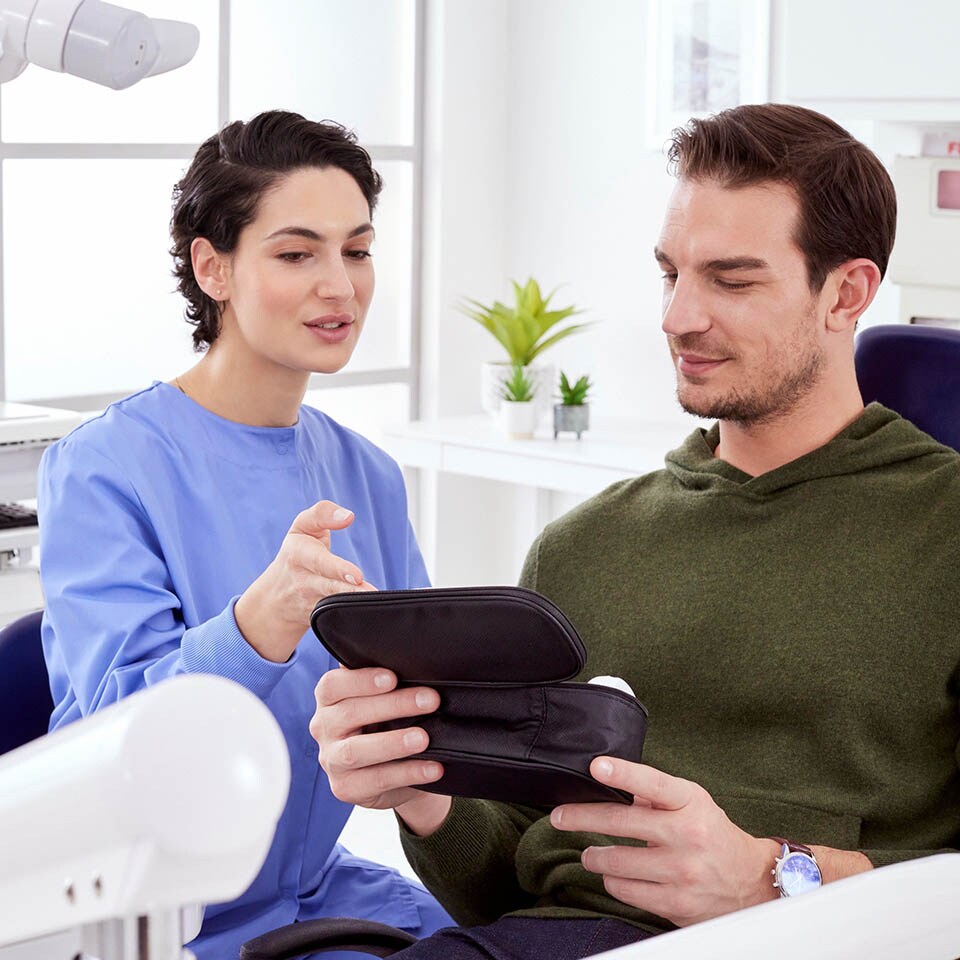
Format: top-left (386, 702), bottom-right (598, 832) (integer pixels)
top-left (862, 704), bottom-right (960, 867)
top-left (399, 798), bottom-right (542, 926)
top-left (859, 847), bottom-right (959, 868)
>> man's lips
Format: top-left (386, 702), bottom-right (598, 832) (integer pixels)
top-left (676, 353), bottom-right (728, 376)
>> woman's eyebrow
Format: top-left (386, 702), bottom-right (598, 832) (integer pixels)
top-left (264, 223), bottom-right (375, 242)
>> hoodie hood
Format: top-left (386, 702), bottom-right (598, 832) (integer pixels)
top-left (665, 403), bottom-right (957, 498)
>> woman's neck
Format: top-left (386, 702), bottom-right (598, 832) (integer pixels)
top-left (175, 341), bottom-right (309, 428)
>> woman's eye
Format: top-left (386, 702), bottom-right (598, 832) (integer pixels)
top-left (346, 249), bottom-right (373, 260)
top-left (277, 251), bottom-right (309, 263)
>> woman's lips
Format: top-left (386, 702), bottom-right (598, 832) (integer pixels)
top-left (305, 315), bottom-right (355, 344)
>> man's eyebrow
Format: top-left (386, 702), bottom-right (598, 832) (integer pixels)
top-left (264, 223), bottom-right (375, 242)
top-left (653, 246), bottom-right (674, 265)
top-left (700, 256), bottom-right (770, 272)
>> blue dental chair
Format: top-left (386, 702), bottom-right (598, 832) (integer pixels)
top-left (0, 609), bottom-right (49, 755)
top-left (853, 323), bottom-right (960, 450)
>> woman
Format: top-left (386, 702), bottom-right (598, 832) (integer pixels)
top-left (38, 111), bottom-right (452, 959)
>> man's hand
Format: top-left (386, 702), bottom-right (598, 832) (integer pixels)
top-left (550, 757), bottom-right (780, 926)
top-left (235, 500), bottom-right (377, 663)
top-left (310, 664), bottom-right (453, 836)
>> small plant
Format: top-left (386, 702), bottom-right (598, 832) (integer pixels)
top-left (458, 278), bottom-right (592, 367)
top-left (500, 364), bottom-right (536, 403)
top-left (557, 371), bottom-right (592, 406)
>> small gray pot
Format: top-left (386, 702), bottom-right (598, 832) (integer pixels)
top-left (553, 403), bottom-right (590, 439)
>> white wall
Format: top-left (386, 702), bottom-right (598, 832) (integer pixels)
top-left (502, 0), bottom-right (684, 427)
top-left (415, 0), bottom-right (693, 588)
top-left (415, 0), bottom-right (960, 589)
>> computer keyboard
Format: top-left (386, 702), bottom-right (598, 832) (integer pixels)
top-left (0, 502), bottom-right (38, 529)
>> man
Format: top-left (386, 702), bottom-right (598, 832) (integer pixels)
top-left (310, 104), bottom-right (960, 958)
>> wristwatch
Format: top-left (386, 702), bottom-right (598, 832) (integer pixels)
top-left (770, 837), bottom-right (822, 897)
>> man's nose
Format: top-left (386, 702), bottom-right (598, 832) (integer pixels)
top-left (661, 278), bottom-right (711, 337)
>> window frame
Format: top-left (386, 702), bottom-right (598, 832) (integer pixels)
top-left (0, 0), bottom-right (425, 421)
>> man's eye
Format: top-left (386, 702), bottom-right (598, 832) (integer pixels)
top-left (278, 252), bottom-right (309, 263)
top-left (716, 279), bottom-right (753, 290)
top-left (661, 272), bottom-right (677, 284)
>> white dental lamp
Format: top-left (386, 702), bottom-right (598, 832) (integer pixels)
top-left (0, 0), bottom-right (198, 89)
top-left (0, 675), bottom-right (290, 960)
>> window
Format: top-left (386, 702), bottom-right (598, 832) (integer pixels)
top-left (0, 0), bottom-right (424, 441)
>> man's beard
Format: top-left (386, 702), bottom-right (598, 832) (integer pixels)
top-left (672, 330), bottom-right (826, 427)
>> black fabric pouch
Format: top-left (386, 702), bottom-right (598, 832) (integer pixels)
top-left (310, 586), bottom-right (649, 807)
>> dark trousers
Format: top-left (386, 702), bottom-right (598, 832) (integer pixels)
top-left (390, 917), bottom-right (651, 959)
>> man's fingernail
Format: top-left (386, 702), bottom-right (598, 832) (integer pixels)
top-left (404, 730), bottom-right (425, 749)
top-left (423, 762), bottom-right (442, 780)
top-left (333, 508), bottom-right (353, 522)
top-left (551, 808), bottom-right (563, 827)
top-left (415, 690), bottom-right (434, 709)
top-left (344, 573), bottom-right (358, 585)
top-left (596, 758), bottom-right (614, 778)
top-left (374, 672), bottom-right (392, 689)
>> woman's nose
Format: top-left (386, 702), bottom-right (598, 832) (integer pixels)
top-left (316, 256), bottom-right (355, 302)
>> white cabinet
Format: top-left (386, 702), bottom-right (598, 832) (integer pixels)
top-left (773, 0), bottom-right (960, 118)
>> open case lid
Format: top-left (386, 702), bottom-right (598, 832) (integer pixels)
top-left (310, 586), bottom-right (587, 684)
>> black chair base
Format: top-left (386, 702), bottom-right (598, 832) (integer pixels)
top-left (239, 917), bottom-right (418, 959)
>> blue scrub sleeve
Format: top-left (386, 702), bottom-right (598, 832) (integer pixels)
top-left (39, 440), bottom-right (294, 718)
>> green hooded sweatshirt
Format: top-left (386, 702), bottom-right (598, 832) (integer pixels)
top-left (401, 403), bottom-right (960, 935)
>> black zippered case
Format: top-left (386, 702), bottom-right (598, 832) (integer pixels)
top-left (310, 586), bottom-right (649, 807)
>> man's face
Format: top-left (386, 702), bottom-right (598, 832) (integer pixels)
top-left (656, 178), bottom-right (827, 425)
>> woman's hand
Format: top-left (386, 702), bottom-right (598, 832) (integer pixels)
top-left (311, 664), bottom-right (453, 836)
top-left (235, 500), bottom-right (375, 663)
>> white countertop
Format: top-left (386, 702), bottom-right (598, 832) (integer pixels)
top-left (382, 415), bottom-right (697, 496)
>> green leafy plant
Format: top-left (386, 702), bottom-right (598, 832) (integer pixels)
top-left (500, 364), bottom-right (536, 403)
top-left (458, 278), bottom-right (592, 366)
top-left (557, 371), bottom-right (592, 406)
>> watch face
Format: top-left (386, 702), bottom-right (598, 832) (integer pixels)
top-left (778, 852), bottom-right (823, 896)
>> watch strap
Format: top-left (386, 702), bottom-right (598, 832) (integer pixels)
top-left (770, 836), bottom-right (815, 857)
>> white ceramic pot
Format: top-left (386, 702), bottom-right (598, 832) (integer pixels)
top-left (499, 400), bottom-right (538, 439)
top-left (481, 361), bottom-right (555, 419)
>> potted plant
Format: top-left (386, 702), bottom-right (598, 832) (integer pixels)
top-left (553, 371), bottom-right (592, 440)
top-left (499, 364), bottom-right (538, 440)
top-left (457, 278), bottom-right (592, 417)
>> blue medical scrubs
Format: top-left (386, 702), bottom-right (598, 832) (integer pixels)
top-left (38, 382), bottom-right (452, 960)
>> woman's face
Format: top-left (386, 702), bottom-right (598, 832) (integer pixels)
top-left (218, 165), bottom-right (375, 376)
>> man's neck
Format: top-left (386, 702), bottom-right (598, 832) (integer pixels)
top-left (714, 388), bottom-right (865, 478)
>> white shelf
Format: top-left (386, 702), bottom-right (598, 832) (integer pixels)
top-left (383, 416), bottom-right (694, 496)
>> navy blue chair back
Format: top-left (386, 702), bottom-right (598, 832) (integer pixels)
top-left (854, 324), bottom-right (960, 453)
top-left (0, 610), bottom-right (52, 755)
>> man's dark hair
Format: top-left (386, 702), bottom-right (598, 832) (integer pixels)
top-left (667, 103), bottom-right (897, 291)
top-left (170, 110), bottom-right (383, 350)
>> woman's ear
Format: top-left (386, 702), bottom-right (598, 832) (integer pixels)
top-left (190, 237), bottom-right (229, 302)
top-left (825, 258), bottom-right (882, 333)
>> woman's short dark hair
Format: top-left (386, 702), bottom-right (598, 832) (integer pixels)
top-left (667, 103), bottom-right (897, 291)
top-left (170, 110), bottom-right (383, 350)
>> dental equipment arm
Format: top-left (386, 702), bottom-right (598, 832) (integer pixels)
top-left (0, 674), bottom-right (290, 960)
top-left (0, 0), bottom-right (198, 88)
